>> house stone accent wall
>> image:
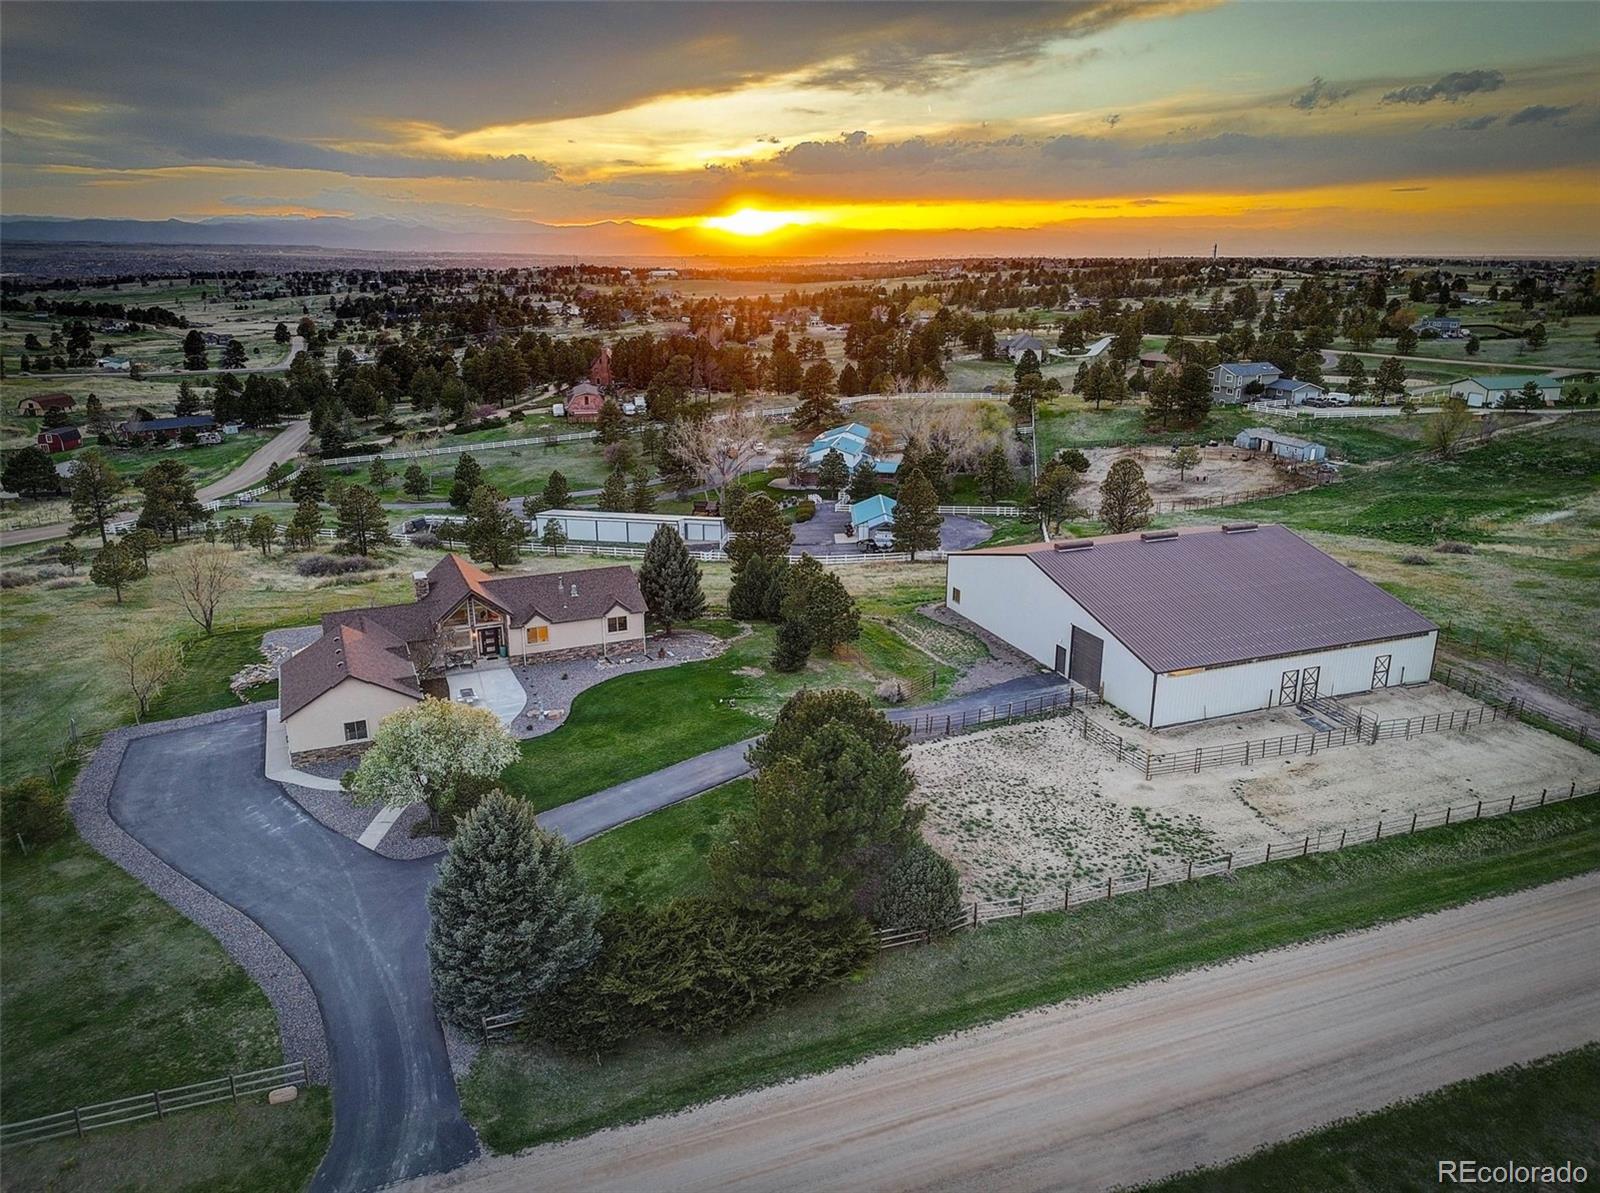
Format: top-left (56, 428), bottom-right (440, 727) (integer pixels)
top-left (290, 741), bottom-right (373, 768)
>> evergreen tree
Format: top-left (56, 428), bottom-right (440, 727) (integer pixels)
top-left (182, 329), bottom-right (208, 370)
top-left (66, 448), bottom-right (126, 544)
top-left (1175, 362), bottom-right (1212, 425)
top-left (846, 459), bottom-right (877, 503)
top-left (1146, 369), bottom-right (1181, 429)
top-left (336, 484), bottom-right (392, 555)
top-left (426, 791), bottom-right (601, 1030)
top-left (449, 453), bottom-right (484, 510)
top-left (539, 518), bottom-right (568, 554)
top-left (726, 494), bottom-right (793, 567)
top-left (289, 462), bottom-right (325, 504)
top-left (1098, 458), bottom-right (1154, 534)
top-left (978, 445), bottom-right (1014, 503)
top-left (770, 612), bottom-right (813, 672)
top-left (136, 459), bottom-right (208, 541)
top-left (1030, 461), bottom-right (1082, 535)
top-left (792, 361), bottom-right (841, 431)
top-left (264, 459), bottom-right (294, 498)
top-left (890, 469), bottom-right (941, 559)
top-left (541, 469), bottom-right (571, 510)
top-left (728, 551), bottom-right (773, 620)
top-left (174, 378), bottom-right (201, 417)
top-left (638, 525), bottom-right (705, 633)
top-left (403, 463), bottom-right (430, 500)
top-left (368, 456), bottom-right (391, 490)
top-left (629, 466), bottom-right (655, 513)
top-left (595, 397), bottom-right (625, 444)
top-left (57, 541), bottom-right (82, 574)
top-left (221, 515), bottom-right (247, 549)
top-left (783, 553), bottom-right (860, 652)
top-left (287, 498), bottom-right (323, 550)
top-left (597, 466), bottom-right (630, 511)
top-left (1, 447), bottom-right (58, 499)
top-left (464, 483), bottom-right (526, 569)
top-left (816, 447), bottom-right (849, 498)
top-left (221, 339), bottom-right (248, 369)
top-left (90, 541), bottom-right (143, 603)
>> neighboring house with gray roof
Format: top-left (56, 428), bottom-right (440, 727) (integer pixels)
top-left (278, 553), bottom-right (646, 762)
top-left (945, 524), bottom-right (1436, 727)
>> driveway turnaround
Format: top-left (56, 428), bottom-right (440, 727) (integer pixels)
top-left (109, 714), bottom-right (477, 1193)
top-left (418, 872), bottom-right (1600, 1193)
top-left (539, 672), bottom-right (1070, 844)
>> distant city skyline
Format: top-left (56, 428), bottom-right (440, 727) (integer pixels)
top-left (3, 1), bottom-right (1597, 257)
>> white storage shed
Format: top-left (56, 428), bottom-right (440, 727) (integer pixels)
top-left (529, 508), bottom-right (727, 548)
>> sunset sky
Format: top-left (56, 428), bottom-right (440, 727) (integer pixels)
top-left (3, 1), bottom-right (1597, 257)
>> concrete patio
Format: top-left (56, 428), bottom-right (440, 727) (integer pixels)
top-left (446, 666), bottom-right (530, 727)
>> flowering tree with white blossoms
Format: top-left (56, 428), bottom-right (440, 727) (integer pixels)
top-left (343, 698), bottom-right (519, 833)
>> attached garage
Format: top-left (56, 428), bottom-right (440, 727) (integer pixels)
top-left (944, 524), bottom-right (1438, 728)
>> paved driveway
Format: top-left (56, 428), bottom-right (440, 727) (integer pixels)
top-left (109, 715), bottom-right (477, 1193)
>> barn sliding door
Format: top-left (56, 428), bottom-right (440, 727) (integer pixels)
top-left (1279, 668), bottom-right (1300, 705)
top-left (1299, 666), bottom-right (1320, 702)
top-left (1067, 627), bottom-right (1103, 691)
top-left (1371, 654), bottom-right (1391, 689)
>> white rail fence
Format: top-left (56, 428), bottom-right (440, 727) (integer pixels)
top-left (875, 782), bottom-right (1600, 949)
top-left (0, 1061), bottom-right (310, 1149)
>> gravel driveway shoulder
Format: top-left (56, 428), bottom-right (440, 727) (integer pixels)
top-left (69, 703), bottom-right (330, 1082)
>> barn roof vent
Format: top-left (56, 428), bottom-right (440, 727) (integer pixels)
top-left (570, 583), bottom-right (579, 597)
top-left (1140, 530), bottom-right (1179, 542)
top-left (1222, 522), bottom-right (1259, 534)
top-left (1052, 539), bottom-right (1094, 551)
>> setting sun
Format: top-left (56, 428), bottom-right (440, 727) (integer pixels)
top-left (700, 207), bottom-right (818, 237)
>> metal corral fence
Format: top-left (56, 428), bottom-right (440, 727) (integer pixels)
top-left (1151, 479), bottom-right (1306, 516)
top-left (1437, 623), bottom-right (1590, 695)
top-left (892, 686), bottom-right (1098, 742)
top-left (875, 782), bottom-right (1600, 949)
top-left (0, 1061), bottom-right (310, 1149)
top-left (1433, 664), bottom-right (1595, 749)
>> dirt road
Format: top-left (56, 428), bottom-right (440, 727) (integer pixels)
top-left (0, 419), bottom-right (309, 548)
top-left (420, 872), bottom-right (1600, 1193)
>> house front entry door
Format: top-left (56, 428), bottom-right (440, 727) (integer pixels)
top-left (478, 626), bottom-right (502, 657)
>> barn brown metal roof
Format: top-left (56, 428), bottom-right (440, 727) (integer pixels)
top-left (966, 525), bottom-right (1436, 673)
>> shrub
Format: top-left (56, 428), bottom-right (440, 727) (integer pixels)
top-left (1399, 553), bottom-right (1433, 566)
top-left (409, 531), bottom-right (442, 549)
top-left (2, 777), bottom-right (71, 851)
top-left (1434, 540), bottom-right (1475, 555)
top-left (0, 572), bottom-right (37, 589)
top-left (293, 553), bottom-right (380, 577)
top-left (525, 900), bottom-right (875, 1054)
top-left (43, 577), bottom-right (82, 590)
top-left (870, 839), bottom-right (964, 931)
top-left (792, 499), bottom-right (817, 523)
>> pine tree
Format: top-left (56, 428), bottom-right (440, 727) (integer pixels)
top-left (770, 612), bottom-right (813, 672)
top-left (403, 463), bottom-right (430, 500)
top-left (816, 447), bottom-right (849, 498)
top-left (136, 459), bottom-right (208, 541)
top-left (247, 514), bottom-right (277, 557)
top-left (540, 518), bottom-right (568, 554)
top-left (638, 525), bottom-right (705, 632)
top-left (597, 466), bottom-right (630, 511)
top-left (368, 457), bottom-right (391, 490)
top-left (90, 541), bottom-right (142, 603)
top-left (784, 553), bottom-right (860, 652)
top-left (336, 484), bottom-right (392, 555)
top-left (978, 445), bottom-right (1013, 503)
top-left (629, 467), bottom-right (655, 513)
top-left (846, 459), bottom-right (877, 503)
top-left (595, 398), bottom-right (625, 444)
top-left (426, 792), bottom-right (601, 1030)
top-left (1030, 462), bottom-right (1082, 535)
top-left (728, 551), bottom-right (772, 620)
top-left (1098, 458), bottom-right (1154, 534)
top-left (289, 462), bottom-right (325, 505)
top-left (57, 541), bottom-right (83, 574)
top-left (450, 454), bottom-right (484, 510)
top-left (464, 483), bottom-right (526, 570)
top-left (287, 498), bottom-right (323, 550)
top-left (726, 494), bottom-right (793, 567)
top-left (541, 469), bottom-right (571, 510)
top-left (67, 448), bottom-right (126, 544)
top-left (890, 468), bottom-right (941, 559)
top-left (792, 361), bottom-right (841, 431)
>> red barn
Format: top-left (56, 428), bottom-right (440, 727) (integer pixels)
top-left (564, 382), bottom-right (606, 422)
top-left (37, 426), bottom-right (82, 453)
top-left (588, 345), bottom-right (613, 387)
top-left (17, 392), bottom-right (75, 417)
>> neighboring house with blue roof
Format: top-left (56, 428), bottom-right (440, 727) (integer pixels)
top-left (804, 422), bottom-right (898, 478)
top-left (1208, 361), bottom-right (1282, 403)
top-left (849, 494), bottom-right (897, 537)
top-left (1449, 374), bottom-right (1561, 408)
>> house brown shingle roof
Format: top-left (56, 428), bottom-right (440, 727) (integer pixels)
top-left (278, 619), bottom-right (421, 719)
top-left (485, 565), bottom-right (645, 625)
top-left (961, 525), bottom-right (1435, 673)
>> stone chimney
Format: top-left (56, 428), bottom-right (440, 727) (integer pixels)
top-left (412, 570), bottom-right (430, 601)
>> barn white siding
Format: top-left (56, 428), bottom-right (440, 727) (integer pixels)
top-left (530, 509), bottom-right (726, 545)
top-left (946, 553), bottom-right (1155, 719)
top-left (1151, 630), bottom-right (1438, 727)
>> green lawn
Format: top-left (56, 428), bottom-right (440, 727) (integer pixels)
top-left (575, 778), bottom-right (751, 907)
top-left (0, 836), bottom-right (283, 1119)
top-left (501, 619), bottom-right (940, 811)
top-left (0, 1088), bottom-right (333, 1193)
top-left (1148, 1046), bottom-right (1600, 1192)
top-left (145, 627), bottom-right (281, 722)
top-left (463, 793), bottom-right (1600, 1153)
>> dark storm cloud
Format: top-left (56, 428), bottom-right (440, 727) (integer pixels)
top-left (1382, 69), bottom-right (1505, 105)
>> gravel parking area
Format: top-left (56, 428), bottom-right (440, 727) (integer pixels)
top-left (911, 686), bottom-right (1600, 900)
top-left (69, 704), bottom-right (330, 1082)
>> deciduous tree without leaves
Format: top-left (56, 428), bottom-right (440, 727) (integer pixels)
top-left (166, 542), bottom-right (243, 634)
